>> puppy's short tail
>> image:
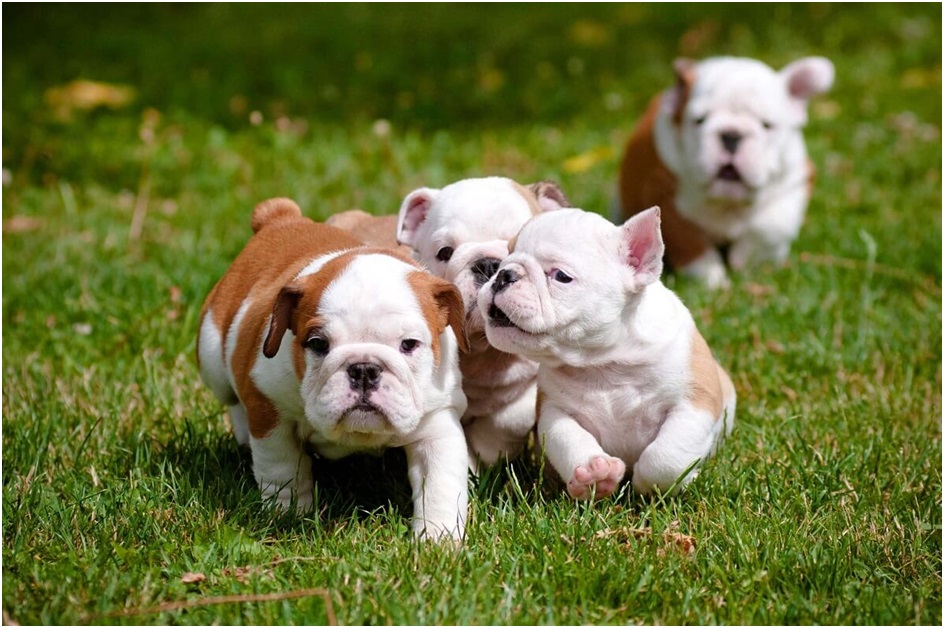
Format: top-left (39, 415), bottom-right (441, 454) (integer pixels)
top-left (251, 197), bottom-right (302, 233)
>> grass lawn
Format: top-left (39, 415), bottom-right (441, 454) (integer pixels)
top-left (2, 4), bottom-right (941, 625)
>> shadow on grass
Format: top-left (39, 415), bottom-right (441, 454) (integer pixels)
top-left (137, 419), bottom-right (415, 534)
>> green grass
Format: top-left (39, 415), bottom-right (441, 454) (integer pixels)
top-left (3, 4), bottom-right (941, 625)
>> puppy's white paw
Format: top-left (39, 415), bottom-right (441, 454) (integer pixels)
top-left (567, 455), bottom-right (626, 500)
top-left (681, 249), bottom-right (730, 290)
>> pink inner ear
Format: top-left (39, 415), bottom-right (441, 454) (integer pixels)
top-left (628, 229), bottom-right (658, 270)
top-left (403, 195), bottom-right (430, 232)
top-left (623, 207), bottom-right (664, 281)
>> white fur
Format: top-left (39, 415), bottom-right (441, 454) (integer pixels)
top-left (653, 56), bottom-right (833, 287)
top-left (199, 253), bottom-right (468, 541)
top-left (479, 208), bottom-right (735, 497)
top-left (397, 176), bottom-right (550, 467)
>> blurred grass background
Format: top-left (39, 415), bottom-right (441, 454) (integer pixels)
top-left (2, 3), bottom-right (941, 625)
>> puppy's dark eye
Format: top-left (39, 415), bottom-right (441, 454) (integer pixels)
top-left (761, 120), bottom-right (774, 130)
top-left (693, 114), bottom-right (708, 126)
top-left (304, 335), bottom-right (330, 356)
top-left (436, 247), bottom-right (454, 262)
top-left (551, 269), bottom-right (573, 284)
top-left (400, 339), bottom-right (420, 354)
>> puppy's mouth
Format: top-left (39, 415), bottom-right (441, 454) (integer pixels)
top-left (716, 164), bottom-right (743, 183)
top-left (341, 399), bottom-right (391, 433)
top-left (487, 303), bottom-right (536, 337)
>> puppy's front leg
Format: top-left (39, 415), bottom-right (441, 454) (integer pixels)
top-left (249, 421), bottom-right (314, 512)
top-left (404, 413), bottom-right (469, 542)
top-left (538, 404), bottom-right (625, 500)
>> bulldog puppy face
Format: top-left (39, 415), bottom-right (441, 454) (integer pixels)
top-left (263, 252), bottom-right (465, 449)
top-left (663, 56), bottom-right (834, 202)
top-left (480, 207), bottom-right (664, 365)
top-left (397, 177), bottom-right (568, 341)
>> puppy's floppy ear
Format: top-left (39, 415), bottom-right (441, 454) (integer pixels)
top-left (619, 206), bottom-right (664, 289)
top-left (397, 187), bottom-right (439, 248)
top-left (432, 279), bottom-right (469, 354)
top-left (667, 58), bottom-right (697, 126)
top-left (409, 271), bottom-right (469, 356)
top-left (527, 180), bottom-right (571, 213)
top-left (264, 283), bottom-right (303, 358)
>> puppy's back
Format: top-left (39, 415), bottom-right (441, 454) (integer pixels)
top-left (201, 198), bottom-right (364, 340)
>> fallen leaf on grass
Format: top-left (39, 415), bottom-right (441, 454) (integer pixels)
top-left (45, 79), bottom-right (136, 121)
top-left (3, 216), bottom-right (44, 233)
top-left (180, 572), bottom-right (206, 584)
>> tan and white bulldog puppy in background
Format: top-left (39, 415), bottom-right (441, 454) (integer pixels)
top-left (198, 198), bottom-right (470, 540)
top-left (480, 206), bottom-right (735, 498)
top-left (617, 56), bottom-right (835, 289)
top-left (397, 176), bottom-right (570, 468)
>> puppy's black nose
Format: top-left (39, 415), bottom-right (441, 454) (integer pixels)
top-left (720, 131), bottom-right (742, 154)
top-left (347, 362), bottom-right (382, 392)
top-left (471, 257), bottom-right (502, 286)
top-left (491, 268), bottom-right (519, 294)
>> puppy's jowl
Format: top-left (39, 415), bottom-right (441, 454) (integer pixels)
top-left (617, 56), bottom-right (834, 288)
top-left (198, 198), bottom-right (470, 540)
top-left (481, 207), bottom-right (735, 498)
top-left (397, 177), bottom-right (569, 468)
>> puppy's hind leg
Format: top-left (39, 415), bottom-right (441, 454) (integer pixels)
top-left (632, 404), bottom-right (717, 496)
top-left (464, 386), bottom-right (537, 469)
top-left (229, 403), bottom-right (250, 447)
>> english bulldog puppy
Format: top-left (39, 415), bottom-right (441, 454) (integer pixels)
top-left (198, 198), bottom-right (470, 540)
top-left (480, 206), bottom-right (735, 498)
top-left (397, 177), bottom-right (569, 467)
top-left (617, 56), bottom-right (835, 288)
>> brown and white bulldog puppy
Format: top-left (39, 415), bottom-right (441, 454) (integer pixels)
top-left (617, 56), bottom-right (834, 288)
top-left (397, 177), bottom-right (569, 468)
top-left (197, 198), bottom-right (470, 541)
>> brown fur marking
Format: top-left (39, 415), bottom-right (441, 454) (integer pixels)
top-left (618, 94), bottom-right (712, 270)
top-left (326, 210), bottom-right (410, 254)
top-left (687, 330), bottom-right (724, 420)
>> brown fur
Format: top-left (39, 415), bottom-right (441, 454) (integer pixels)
top-left (618, 95), bottom-right (713, 270)
top-left (200, 199), bottom-right (465, 440)
top-left (326, 210), bottom-right (410, 254)
top-left (687, 329), bottom-right (726, 420)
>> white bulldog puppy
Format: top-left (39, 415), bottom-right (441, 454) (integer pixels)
top-left (198, 198), bottom-right (469, 540)
top-left (617, 56), bottom-right (835, 288)
top-left (397, 177), bottom-right (569, 467)
top-left (480, 206), bottom-right (735, 498)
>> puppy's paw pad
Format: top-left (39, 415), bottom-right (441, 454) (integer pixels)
top-left (567, 455), bottom-right (626, 500)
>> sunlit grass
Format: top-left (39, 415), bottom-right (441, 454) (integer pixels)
top-left (2, 3), bottom-right (940, 625)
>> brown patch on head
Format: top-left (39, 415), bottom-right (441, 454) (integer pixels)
top-left (251, 197), bottom-right (303, 233)
top-left (671, 58), bottom-right (697, 127)
top-left (264, 247), bottom-right (437, 379)
top-left (407, 271), bottom-right (468, 362)
top-left (687, 330), bottom-right (724, 419)
top-left (507, 234), bottom-right (518, 254)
